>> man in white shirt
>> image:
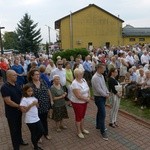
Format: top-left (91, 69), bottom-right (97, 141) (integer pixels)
top-left (91, 64), bottom-right (109, 141)
top-left (140, 51), bottom-right (149, 66)
top-left (126, 51), bottom-right (135, 69)
top-left (50, 60), bottom-right (66, 87)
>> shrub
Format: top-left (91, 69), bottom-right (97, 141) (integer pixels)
top-left (52, 48), bottom-right (89, 63)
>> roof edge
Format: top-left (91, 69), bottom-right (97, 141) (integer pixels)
top-left (55, 4), bottom-right (124, 29)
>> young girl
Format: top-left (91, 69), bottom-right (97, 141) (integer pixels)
top-left (20, 83), bottom-right (44, 150)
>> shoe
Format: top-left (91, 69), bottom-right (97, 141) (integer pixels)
top-left (68, 104), bottom-right (72, 107)
top-left (134, 98), bottom-right (138, 102)
top-left (82, 129), bottom-right (89, 134)
top-left (38, 138), bottom-right (42, 143)
top-left (109, 123), bottom-right (115, 128)
top-left (114, 122), bottom-right (119, 127)
top-left (20, 141), bottom-right (28, 146)
top-left (60, 125), bottom-right (67, 129)
top-left (141, 106), bottom-right (144, 110)
top-left (78, 133), bottom-right (85, 139)
top-left (38, 146), bottom-right (44, 150)
top-left (105, 128), bottom-right (107, 131)
top-left (102, 132), bottom-right (108, 141)
top-left (56, 128), bottom-right (61, 132)
top-left (34, 146), bottom-right (44, 150)
top-left (45, 135), bottom-right (52, 140)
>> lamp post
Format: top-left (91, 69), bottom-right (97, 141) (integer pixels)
top-left (0, 26), bottom-right (5, 54)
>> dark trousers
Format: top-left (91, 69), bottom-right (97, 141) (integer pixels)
top-left (27, 120), bottom-right (44, 149)
top-left (39, 112), bottom-right (48, 136)
top-left (7, 114), bottom-right (23, 150)
top-left (94, 96), bottom-right (106, 134)
top-left (1, 70), bottom-right (7, 83)
top-left (84, 70), bottom-right (92, 87)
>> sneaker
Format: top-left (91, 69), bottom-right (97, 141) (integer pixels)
top-left (78, 133), bottom-right (85, 139)
top-left (44, 135), bottom-right (52, 140)
top-left (56, 128), bottom-right (61, 132)
top-left (60, 125), bottom-right (67, 129)
top-left (102, 132), bottom-right (108, 141)
top-left (82, 129), bottom-right (89, 134)
top-left (38, 138), bottom-right (42, 143)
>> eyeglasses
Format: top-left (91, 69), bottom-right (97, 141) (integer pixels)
top-left (58, 64), bottom-right (63, 65)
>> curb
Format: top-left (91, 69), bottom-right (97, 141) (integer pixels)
top-left (106, 104), bottom-right (150, 129)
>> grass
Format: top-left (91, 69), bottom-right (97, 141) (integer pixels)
top-left (120, 98), bottom-right (150, 121)
top-left (90, 88), bottom-right (150, 121)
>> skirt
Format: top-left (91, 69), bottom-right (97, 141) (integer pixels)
top-left (52, 105), bottom-right (69, 122)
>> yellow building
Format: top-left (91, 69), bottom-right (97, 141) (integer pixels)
top-left (122, 25), bottom-right (150, 45)
top-left (55, 4), bottom-right (124, 50)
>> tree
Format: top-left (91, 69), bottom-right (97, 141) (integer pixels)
top-left (3, 32), bottom-right (18, 50)
top-left (16, 13), bottom-right (42, 54)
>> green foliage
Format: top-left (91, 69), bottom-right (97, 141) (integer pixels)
top-left (3, 32), bottom-right (18, 50)
top-left (120, 99), bottom-right (150, 121)
top-left (16, 13), bottom-right (42, 54)
top-left (52, 48), bottom-right (89, 63)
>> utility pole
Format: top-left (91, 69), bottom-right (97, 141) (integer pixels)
top-left (45, 25), bottom-right (51, 45)
top-left (69, 11), bottom-right (73, 49)
top-left (0, 26), bottom-right (5, 54)
top-left (45, 25), bottom-right (51, 55)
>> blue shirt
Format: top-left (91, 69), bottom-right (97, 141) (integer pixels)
top-left (11, 65), bottom-right (25, 85)
top-left (83, 61), bottom-right (92, 72)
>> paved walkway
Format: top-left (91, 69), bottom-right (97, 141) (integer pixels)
top-left (0, 95), bottom-right (150, 150)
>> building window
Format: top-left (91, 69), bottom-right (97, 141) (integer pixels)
top-left (129, 38), bottom-right (135, 42)
top-left (139, 38), bottom-right (145, 41)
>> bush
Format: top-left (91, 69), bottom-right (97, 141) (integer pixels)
top-left (52, 48), bottom-right (89, 63)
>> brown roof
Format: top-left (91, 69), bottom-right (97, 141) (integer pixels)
top-left (55, 4), bottom-right (124, 29)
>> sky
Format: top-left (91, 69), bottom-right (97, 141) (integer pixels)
top-left (0, 0), bottom-right (150, 43)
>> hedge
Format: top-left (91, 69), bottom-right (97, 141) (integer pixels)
top-left (52, 48), bottom-right (89, 62)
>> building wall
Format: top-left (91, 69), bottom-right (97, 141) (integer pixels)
top-left (60, 6), bottom-right (123, 49)
top-left (123, 37), bottom-right (150, 45)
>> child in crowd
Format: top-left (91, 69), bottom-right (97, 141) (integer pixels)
top-left (20, 84), bottom-right (44, 150)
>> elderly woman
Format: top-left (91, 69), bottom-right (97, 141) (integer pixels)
top-left (28, 69), bottom-right (52, 140)
top-left (50, 75), bottom-right (69, 132)
top-left (119, 53), bottom-right (129, 82)
top-left (70, 68), bottom-right (90, 139)
top-left (108, 68), bottom-right (122, 128)
top-left (141, 70), bottom-right (150, 109)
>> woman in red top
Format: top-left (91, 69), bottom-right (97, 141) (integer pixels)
top-left (0, 58), bottom-right (9, 82)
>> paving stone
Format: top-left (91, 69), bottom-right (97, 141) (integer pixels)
top-left (0, 92), bottom-right (150, 150)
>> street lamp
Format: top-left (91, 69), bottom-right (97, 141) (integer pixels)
top-left (0, 26), bottom-right (5, 54)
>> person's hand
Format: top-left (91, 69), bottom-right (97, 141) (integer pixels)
top-left (106, 94), bottom-right (109, 99)
top-left (32, 100), bottom-right (38, 106)
top-left (117, 92), bottom-right (122, 98)
top-left (62, 92), bottom-right (67, 98)
top-left (51, 101), bottom-right (54, 106)
top-left (86, 98), bottom-right (90, 103)
top-left (90, 97), bottom-right (94, 101)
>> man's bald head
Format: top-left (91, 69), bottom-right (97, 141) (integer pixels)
top-left (6, 70), bottom-right (16, 77)
top-left (6, 70), bottom-right (17, 83)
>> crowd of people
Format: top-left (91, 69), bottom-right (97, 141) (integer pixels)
top-left (0, 43), bottom-right (150, 150)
